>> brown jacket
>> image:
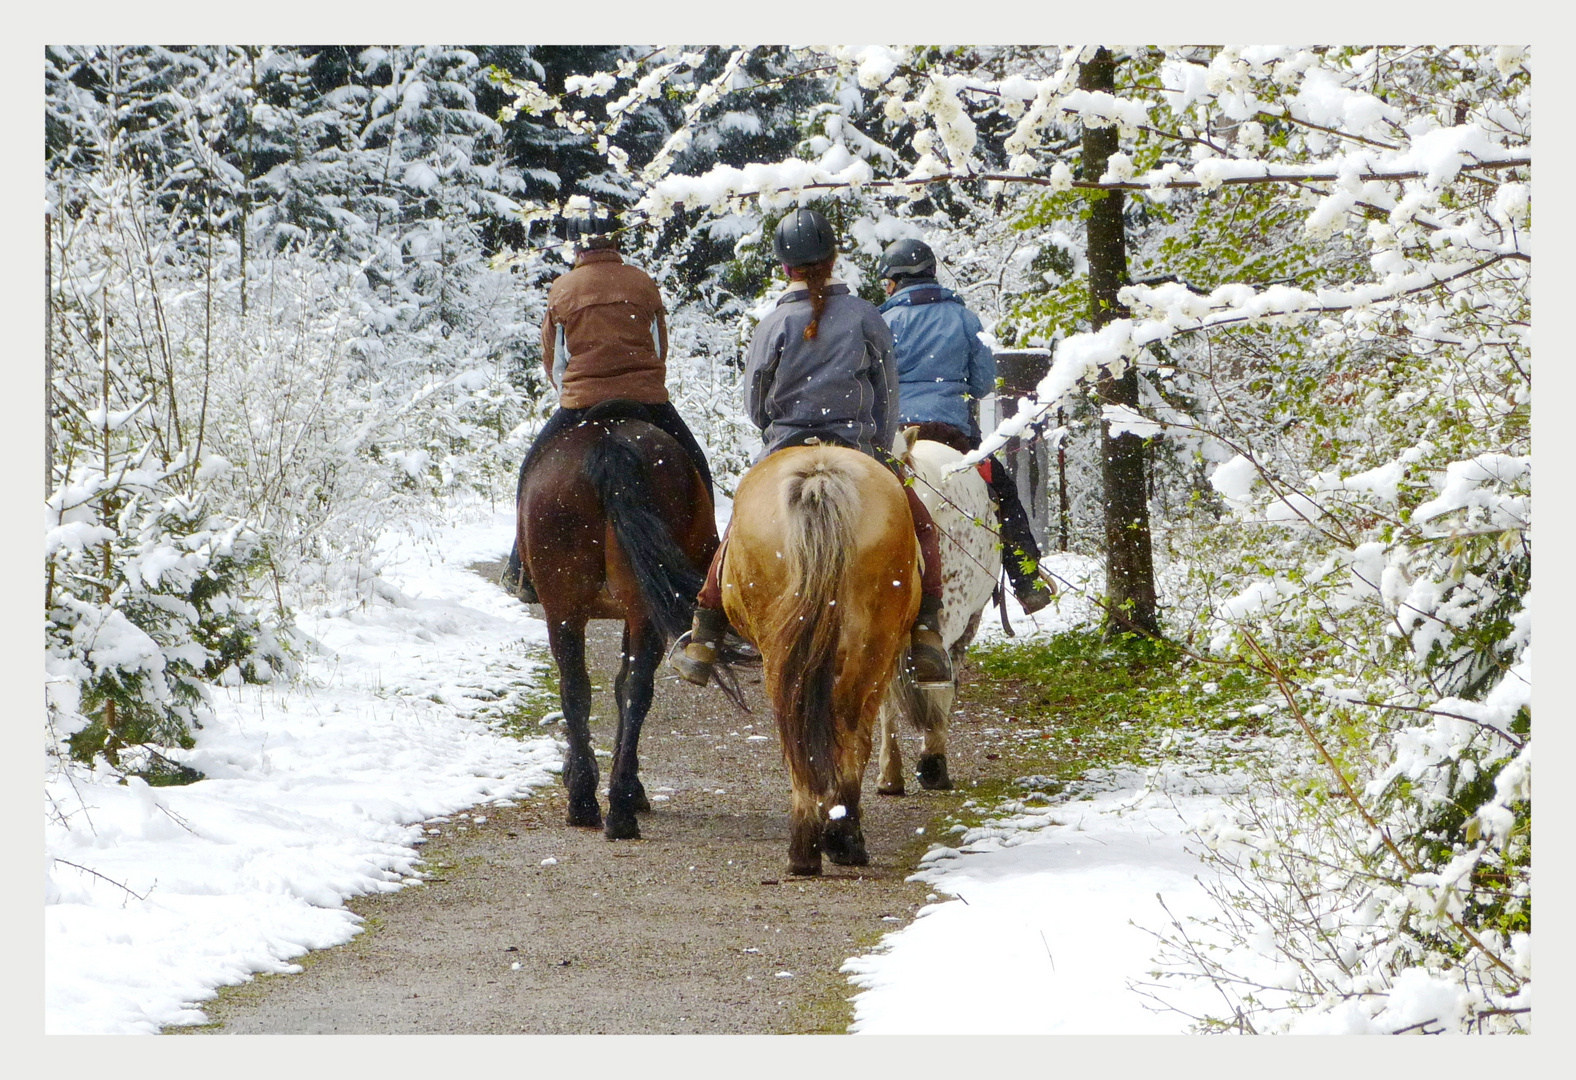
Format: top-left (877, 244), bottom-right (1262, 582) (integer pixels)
top-left (541, 249), bottom-right (670, 409)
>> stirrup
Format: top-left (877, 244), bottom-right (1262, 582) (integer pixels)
top-left (724, 630), bottom-right (760, 664)
top-left (667, 631), bottom-right (715, 687)
top-left (498, 560), bottom-right (538, 603)
top-left (909, 628), bottom-right (953, 690)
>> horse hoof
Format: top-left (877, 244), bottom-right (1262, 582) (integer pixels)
top-left (788, 861), bottom-right (822, 877)
top-left (824, 822), bottom-right (869, 865)
top-left (825, 841), bottom-right (869, 866)
top-left (917, 754), bottom-right (952, 790)
top-left (628, 781), bottom-right (652, 814)
top-left (877, 782), bottom-right (906, 796)
top-left (604, 814), bottom-right (640, 841)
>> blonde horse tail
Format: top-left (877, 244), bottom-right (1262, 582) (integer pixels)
top-left (772, 456), bottom-right (860, 801)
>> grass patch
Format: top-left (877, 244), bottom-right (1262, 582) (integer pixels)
top-left (967, 628), bottom-right (1269, 779)
top-left (483, 653), bottom-right (562, 741)
top-left (785, 977), bottom-right (864, 1035)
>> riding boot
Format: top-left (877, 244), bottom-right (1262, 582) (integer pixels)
top-left (909, 594), bottom-right (954, 688)
top-left (1002, 536), bottom-right (1050, 615)
top-left (671, 606), bottom-right (731, 687)
top-left (501, 544), bottom-right (539, 604)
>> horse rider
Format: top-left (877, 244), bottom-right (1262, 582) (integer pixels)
top-left (669, 207), bottom-right (953, 688)
top-left (876, 237), bottom-right (1052, 615)
top-left (503, 204), bottom-right (713, 603)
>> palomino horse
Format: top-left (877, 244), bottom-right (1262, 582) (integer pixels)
top-left (876, 433), bottom-right (1001, 794)
top-left (719, 441), bottom-right (920, 876)
top-left (517, 400), bottom-right (734, 840)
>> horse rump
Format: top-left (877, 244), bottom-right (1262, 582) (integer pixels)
top-left (581, 418), bottom-right (704, 643)
top-left (769, 456), bottom-right (862, 800)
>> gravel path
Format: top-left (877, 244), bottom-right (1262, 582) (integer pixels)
top-left (184, 561), bottom-right (1002, 1035)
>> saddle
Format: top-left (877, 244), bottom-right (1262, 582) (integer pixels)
top-left (907, 421), bottom-right (994, 484)
top-left (776, 429), bottom-right (857, 452)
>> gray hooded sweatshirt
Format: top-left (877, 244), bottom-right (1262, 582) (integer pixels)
top-left (744, 283), bottom-right (898, 459)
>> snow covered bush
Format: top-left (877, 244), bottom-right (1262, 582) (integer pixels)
top-left (46, 480), bottom-right (288, 773)
top-left (44, 154), bottom-right (290, 774)
top-left (1114, 47), bottom-right (1533, 1033)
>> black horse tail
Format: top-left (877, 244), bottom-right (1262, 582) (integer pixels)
top-left (772, 456), bottom-right (860, 802)
top-left (582, 419), bottom-right (705, 646)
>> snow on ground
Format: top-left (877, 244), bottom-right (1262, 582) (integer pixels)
top-left (44, 506), bottom-right (560, 1035)
top-left (843, 762), bottom-right (1239, 1033)
top-left (45, 511), bottom-right (1238, 1036)
top-left (972, 549), bottom-right (1104, 646)
top-left (844, 550), bottom-right (1237, 1034)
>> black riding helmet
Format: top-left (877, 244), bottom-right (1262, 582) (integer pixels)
top-left (877, 237), bottom-right (937, 282)
top-left (563, 198), bottom-right (618, 245)
top-left (772, 208), bottom-right (837, 267)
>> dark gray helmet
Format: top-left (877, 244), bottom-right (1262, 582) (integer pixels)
top-left (877, 238), bottom-right (937, 281)
top-left (772, 208), bottom-right (837, 267)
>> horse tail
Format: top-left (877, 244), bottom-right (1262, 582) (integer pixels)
top-left (583, 423), bottom-right (704, 644)
top-left (772, 456), bottom-right (861, 801)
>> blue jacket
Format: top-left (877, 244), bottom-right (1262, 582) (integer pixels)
top-left (878, 281), bottom-right (995, 438)
top-left (745, 283), bottom-right (898, 458)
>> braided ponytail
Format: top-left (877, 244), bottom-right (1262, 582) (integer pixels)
top-left (801, 257), bottom-right (836, 341)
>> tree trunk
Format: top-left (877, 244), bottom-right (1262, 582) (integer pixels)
top-left (1056, 407), bottom-right (1068, 552)
top-left (1081, 47), bottom-right (1159, 638)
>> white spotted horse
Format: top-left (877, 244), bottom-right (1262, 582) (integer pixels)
top-left (876, 429), bottom-right (1001, 794)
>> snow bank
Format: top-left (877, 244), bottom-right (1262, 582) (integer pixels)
top-left (45, 507), bottom-right (561, 1034)
top-left (844, 761), bottom-right (1237, 1033)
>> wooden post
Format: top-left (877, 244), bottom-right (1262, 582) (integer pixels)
top-left (992, 350), bottom-right (1053, 548)
top-left (1056, 406), bottom-right (1069, 551)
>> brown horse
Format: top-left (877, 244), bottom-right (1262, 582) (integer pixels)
top-left (719, 442), bottom-right (920, 875)
top-left (517, 400), bottom-right (733, 840)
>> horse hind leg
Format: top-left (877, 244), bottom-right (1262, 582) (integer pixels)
top-left (788, 788), bottom-right (822, 877)
top-left (610, 624), bottom-right (652, 818)
top-left (883, 664), bottom-right (953, 792)
top-left (876, 695), bottom-right (905, 796)
top-left (915, 677), bottom-right (956, 791)
top-left (824, 701), bottom-right (874, 865)
top-left (919, 577), bottom-right (986, 790)
top-left (547, 620), bottom-right (602, 828)
top-left (605, 621), bottom-right (662, 840)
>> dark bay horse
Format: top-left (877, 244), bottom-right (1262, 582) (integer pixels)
top-left (719, 443), bottom-right (920, 875)
top-left (516, 400), bottom-right (731, 840)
